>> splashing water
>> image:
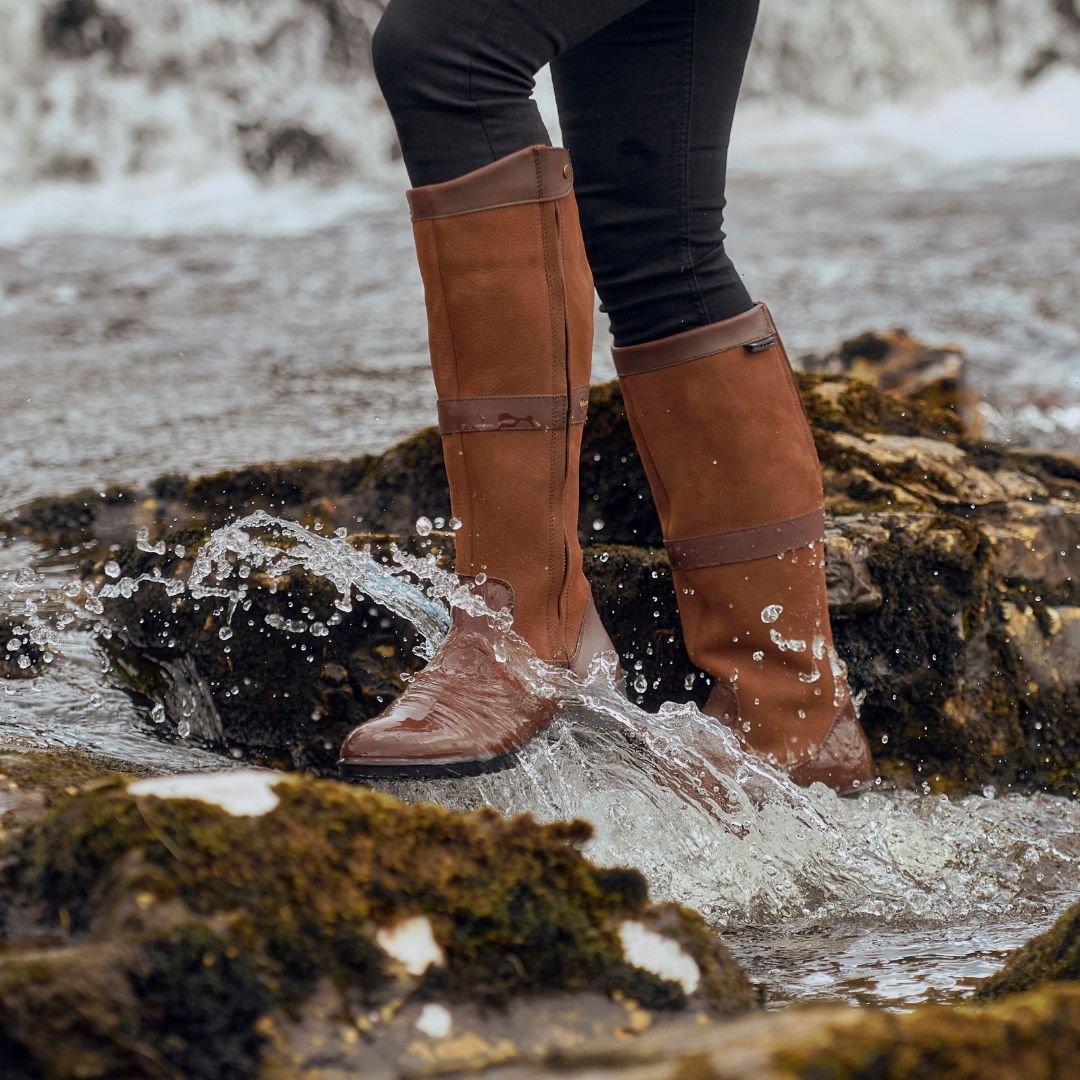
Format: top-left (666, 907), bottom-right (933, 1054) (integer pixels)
top-left (3, 513), bottom-right (1080, 1004)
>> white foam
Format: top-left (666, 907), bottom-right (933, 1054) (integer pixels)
top-left (730, 69), bottom-right (1080, 174)
top-left (128, 769), bottom-right (281, 816)
top-left (376, 915), bottom-right (445, 977)
top-left (618, 921), bottom-right (701, 996)
top-left (415, 1003), bottom-right (453, 1039)
top-left (0, 170), bottom-right (394, 245)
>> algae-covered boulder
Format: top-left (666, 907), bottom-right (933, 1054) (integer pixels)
top-left (974, 895), bottom-right (1080, 1001)
top-left (0, 760), bottom-right (757, 1078)
top-left (496, 981), bottom-right (1080, 1079)
top-left (798, 325), bottom-right (982, 437)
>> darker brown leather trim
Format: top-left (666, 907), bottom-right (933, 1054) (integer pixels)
top-left (407, 145), bottom-right (573, 221)
top-left (611, 303), bottom-right (775, 377)
top-left (667, 508), bottom-right (826, 569)
top-left (438, 390), bottom-right (588, 433)
top-left (569, 384), bottom-right (590, 425)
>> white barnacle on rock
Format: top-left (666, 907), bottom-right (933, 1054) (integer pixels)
top-left (376, 915), bottom-right (444, 976)
top-left (415, 1003), bottom-right (453, 1038)
top-left (618, 921), bottom-right (700, 995)
top-left (127, 770), bottom-right (282, 816)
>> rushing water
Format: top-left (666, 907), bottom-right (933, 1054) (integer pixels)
top-left (3, 512), bottom-right (1079, 1009)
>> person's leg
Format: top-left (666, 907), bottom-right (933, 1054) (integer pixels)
top-left (371, 0), bottom-right (652, 187)
top-left (343, 0), bottom-right (657, 778)
top-left (551, 0), bottom-right (758, 346)
top-left (554, 0), bottom-right (873, 791)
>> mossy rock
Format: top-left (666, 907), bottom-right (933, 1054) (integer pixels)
top-left (0, 765), bottom-right (756, 1077)
top-left (974, 896), bottom-right (1080, 1001)
top-left (497, 981), bottom-right (1080, 1079)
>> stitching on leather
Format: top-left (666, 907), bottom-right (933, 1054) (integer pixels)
top-left (440, 393), bottom-right (570, 405)
top-left (409, 185), bottom-right (573, 221)
top-left (668, 508), bottom-right (826, 547)
top-left (666, 510), bottom-right (826, 568)
top-left (425, 218), bottom-right (476, 575)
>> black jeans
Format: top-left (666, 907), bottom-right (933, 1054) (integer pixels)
top-left (372, 0), bottom-right (760, 347)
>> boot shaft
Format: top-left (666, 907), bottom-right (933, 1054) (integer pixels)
top-left (408, 146), bottom-right (594, 662)
top-left (614, 304), bottom-right (848, 765)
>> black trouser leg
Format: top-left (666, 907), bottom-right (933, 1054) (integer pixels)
top-left (372, 0), bottom-right (759, 345)
top-left (553, 0), bottom-right (760, 344)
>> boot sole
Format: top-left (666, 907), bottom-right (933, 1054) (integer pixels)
top-left (338, 749), bottom-right (520, 782)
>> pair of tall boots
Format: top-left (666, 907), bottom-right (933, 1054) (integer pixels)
top-left (338, 146), bottom-right (873, 794)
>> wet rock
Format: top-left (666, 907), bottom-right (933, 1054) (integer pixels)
top-left (974, 895), bottom-right (1080, 1000)
top-left (0, 746), bottom-right (136, 832)
top-left (41, 0), bottom-right (129, 65)
top-left (0, 758), bottom-right (757, 1078)
top-left (799, 326), bottom-right (982, 437)
top-left (495, 982), bottom-right (1080, 1079)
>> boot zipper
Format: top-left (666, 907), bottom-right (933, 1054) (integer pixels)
top-left (552, 200), bottom-right (573, 649)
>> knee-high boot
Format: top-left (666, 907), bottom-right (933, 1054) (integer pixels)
top-left (612, 304), bottom-right (874, 793)
top-left (340, 145), bottom-right (615, 780)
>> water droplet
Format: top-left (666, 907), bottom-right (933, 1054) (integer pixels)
top-left (103, 560), bottom-right (122, 579)
top-left (474, 572), bottom-right (487, 586)
top-left (982, 785), bottom-right (997, 800)
top-left (177, 719), bottom-right (192, 738)
top-left (218, 626), bottom-right (233, 641)
top-left (17, 654), bottom-right (31, 670)
top-left (633, 674), bottom-right (648, 694)
top-left (760, 604), bottom-right (783, 624)
top-left (415, 516), bottom-right (433, 537)
top-left (592, 519), bottom-right (605, 531)
top-left (449, 517), bottom-right (463, 531)
top-left (683, 673), bottom-right (695, 690)
top-left (752, 650), bottom-right (764, 662)
top-left (151, 703), bottom-right (166, 724)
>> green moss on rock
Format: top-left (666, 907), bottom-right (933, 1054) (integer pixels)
top-left (0, 770), bottom-right (756, 1077)
top-left (975, 898), bottom-right (1080, 1001)
top-left (770, 982), bottom-right (1080, 1080)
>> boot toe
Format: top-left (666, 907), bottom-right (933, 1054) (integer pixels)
top-left (788, 700), bottom-right (875, 795)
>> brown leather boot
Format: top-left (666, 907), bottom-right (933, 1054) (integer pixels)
top-left (340, 145), bottom-right (616, 781)
top-left (612, 304), bottom-right (874, 794)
